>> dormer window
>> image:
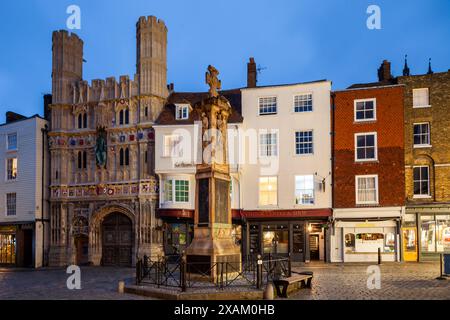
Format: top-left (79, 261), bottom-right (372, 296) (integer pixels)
top-left (175, 104), bottom-right (189, 120)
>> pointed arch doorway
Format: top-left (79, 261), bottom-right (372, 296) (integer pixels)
top-left (101, 212), bottom-right (132, 266)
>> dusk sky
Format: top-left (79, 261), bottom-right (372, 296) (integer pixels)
top-left (1, 0), bottom-right (449, 122)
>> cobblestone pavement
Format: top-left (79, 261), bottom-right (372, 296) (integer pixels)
top-left (1, 262), bottom-right (448, 300)
top-left (0, 267), bottom-right (151, 300)
top-left (289, 262), bottom-right (450, 300)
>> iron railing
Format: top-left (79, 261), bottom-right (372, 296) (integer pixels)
top-left (135, 254), bottom-right (291, 292)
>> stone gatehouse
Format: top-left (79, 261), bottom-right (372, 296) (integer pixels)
top-left (48, 16), bottom-right (168, 266)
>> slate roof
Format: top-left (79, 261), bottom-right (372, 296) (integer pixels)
top-left (155, 89), bottom-right (243, 125)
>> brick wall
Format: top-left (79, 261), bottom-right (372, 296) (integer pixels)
top-left (333, 85), bottom-right (405, 208)
top-left (398, 71), bottom-right (450, 203)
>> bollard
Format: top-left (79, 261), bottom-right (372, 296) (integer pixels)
top-left (118, 280), bottom-right (125, 294)
top-left (263, 282), bottom-right (274, 300)
top-left (181, 255), bottom-right (187, 292)
top-left (256, 254), bottom-right (263, 290)
top-left (288, 253), bottom-right (292, 277)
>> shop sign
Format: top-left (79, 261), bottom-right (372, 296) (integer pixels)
top-left (356, 222), bottom-right (377, 228)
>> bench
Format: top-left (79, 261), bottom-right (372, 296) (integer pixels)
top-left (272, 273), bottom-right (313, 298)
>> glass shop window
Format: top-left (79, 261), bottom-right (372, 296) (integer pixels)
top-left (345, 233), bottom-right (355, 248)
top-left (385, 233), bottom-right (396, 251)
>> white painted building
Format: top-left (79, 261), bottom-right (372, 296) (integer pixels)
top-left (0, 113), bottom-right (49, 267)
top-left (239, 80), bottom-right (333, 262)
top-left (152, 59), bottom-right (333, 262)
top-left (153, 90), bottom-right (243, 255)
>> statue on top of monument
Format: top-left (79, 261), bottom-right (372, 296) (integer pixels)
top-left (205, 65), bottom-right (221, 98)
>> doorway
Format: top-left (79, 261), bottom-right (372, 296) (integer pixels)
top-left (0, 232), bottom-right (16, 265)
top-left (402, 227), bottom-right (418, 262)
top-left (75, 235), bottom-right (89, 265)
top-left (101, 212), bottom-right (132, 267)
top-left (22, 230), bottom-right (33, 267)
top-left (309, 234), bottom-right (320, 260)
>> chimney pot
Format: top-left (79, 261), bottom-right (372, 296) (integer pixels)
top-left (378, 60), bottom-right (392, 82)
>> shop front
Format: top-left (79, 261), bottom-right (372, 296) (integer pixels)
top-left (0, 223), bottom-right (34, 267)
top-left (158, 209), bottom-right (243, 257)
top-left (331, 207), bottom-right (403, 263)
top-left (334, 220), bottom-right (400, 262)
top-left (240, 209), bottom-right (332, 262)
top-left (403, 207), bottom-right (450, 261)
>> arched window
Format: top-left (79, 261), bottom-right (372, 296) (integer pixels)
top-left (83, 113), bottom-right (88, 128)
top-left (82, 151), bottom-right (87, 169)
top-left (119, 110), bottom-right (124, 125)
top-left (144, 106), bottom-right (148, 118)
top-left (119, 148), bottom-right (124, 166)
top-left (119, 108), bottom-right (130, 125)
top-left (78, 114), bottom-right (83, 129)
top-left (77, 151), bottom-right (82, 169)
top-left (125, 148), bottom-right (130, 166)
top-left (125, 109), bottom-right (130, 124)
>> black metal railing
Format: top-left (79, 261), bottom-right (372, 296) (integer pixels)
top-left (135, 254), bottom-right (291, 292)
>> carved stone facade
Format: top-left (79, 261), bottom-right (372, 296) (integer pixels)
top-left (48, 16), bottom-right (168, 266)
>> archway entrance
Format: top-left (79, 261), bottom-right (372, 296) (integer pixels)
top-left (101, 212), bottom-right (132, 267)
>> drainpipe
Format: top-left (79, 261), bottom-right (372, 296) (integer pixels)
top-left (40, 124), bottom-right (49, 267)
top-left (330, 92), bottom-right (336, 263)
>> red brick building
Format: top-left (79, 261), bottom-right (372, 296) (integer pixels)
top-left (330, 61), bottom-right (405, 262)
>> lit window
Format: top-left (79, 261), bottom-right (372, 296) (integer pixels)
top-left (259, 132), bottom-right (278, 157)
top-left (259, 97), bottom-right (277, 115)
top-left (413, 166), bottom-right (430, 197)
top-left (175, 105), bottom-right (189, 120)
top-left (295, 131), bottom-right (313, 155)
top-left (7, 133), bottom-right (17, 151)
top-left (356, 175), bottom-right (378, 204)
top-left (259, 176), bottom-right (278, 206)
top-left (413, 88), bottom-right (430, 108)
top-left (355, 99), bottom-right (376, 121)
top-left (355, 133), bottom-right (377, 161)
top-left (295, 175), bottom-right (314, 205)
top-left (6, 193), bottom-right (16, 216)
top-left (413, 123), bottom-right (430, 147)
top-left (6, 158), bottom-right (17, 180)
top-left (294, 94), bottom-right (313, 112)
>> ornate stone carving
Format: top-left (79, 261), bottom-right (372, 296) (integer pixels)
top-left (205, 65), bottom-right (221, 98)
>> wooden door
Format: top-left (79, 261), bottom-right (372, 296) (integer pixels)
top-left (102, 213), bottom-right (132, 266)
top-left (309, 235), bottom-right (320, 260)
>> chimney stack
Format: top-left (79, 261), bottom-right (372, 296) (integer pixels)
top-left (43, 94), bottom-right (52, 120)
top-left (247, 57), bottom-right (257, 88)
top-left (5, 111), bottom-right (26, 124)
top-left (377, 60), bottom-right (393, 82)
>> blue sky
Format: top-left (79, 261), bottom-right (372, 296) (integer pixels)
top-left (0, 0), bottom-right (449, 122)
